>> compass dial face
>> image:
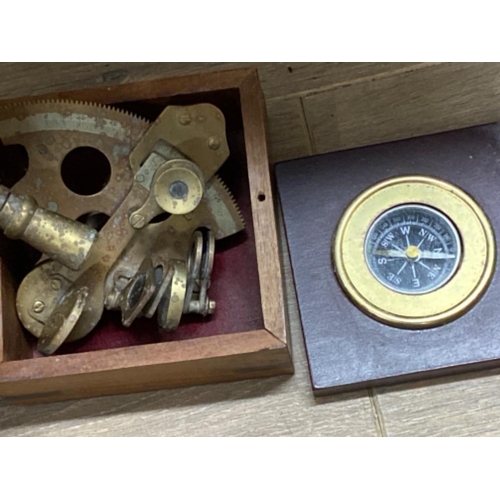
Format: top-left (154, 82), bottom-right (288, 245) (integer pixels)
top-left (365, 204), bottom-right (461, 294)
top-left (333, 176), bottom-right (495, 328)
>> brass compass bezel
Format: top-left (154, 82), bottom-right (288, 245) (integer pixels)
top-left (333, 176), bottom-right (496, 328)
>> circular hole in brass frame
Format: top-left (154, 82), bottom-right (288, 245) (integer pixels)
top-left (332, 176), bottom-right (496, 329)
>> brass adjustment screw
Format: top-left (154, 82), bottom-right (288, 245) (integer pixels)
top-left (51, 278), bottom-right (62, 290)
top-left (32, 300), bottom-right (45, 313)
top-left (130, 213), bottom-right (146, 229)
top-left (208, 137), bottom-right (220, 150)
top-left (178, 114), bottom-right (191, 126)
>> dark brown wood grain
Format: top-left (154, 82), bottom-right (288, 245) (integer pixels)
top-left (277, 123), bottom-right (500, 395)
top-left (0, 68), bottom-right (293, 404)
top-left (0, 258), bottom-right (30, 363)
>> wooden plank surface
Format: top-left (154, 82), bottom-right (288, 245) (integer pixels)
top-left (2, 62), bottom-right (500, 435)
top-left (0, 62), bottom-right (417, 101)
top-left (0, 62), bottom-right (422, 163)
top-left (303, 62), bottom-right (500, 154)
top-left (265, 97), bottom-right (311, 161)
top-left (375, 369), bottom-right (500, 437)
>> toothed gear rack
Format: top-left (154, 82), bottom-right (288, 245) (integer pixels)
top-left (0, 100), bottom-right (245, 355)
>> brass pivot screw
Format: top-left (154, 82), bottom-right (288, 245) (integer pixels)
top-left (178, 113), bottom-right (191, 126)
top-left (32, 300), bottom-right (45, 313)
top-left (208, 136), bottom-right (220, 150)
top-left (129, 213), bottom-right (146, 229)
top-left (187, 298), bottom-right (216, 315)
top-left (51, 278), bottom-right (62, 290)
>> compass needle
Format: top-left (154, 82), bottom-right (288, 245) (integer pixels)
top-left (366, 204), bottom-right (461, 294)
top-left (373, 249), bottom-right (406, 258)
top-left (419, 250), bottom-right (456, 259)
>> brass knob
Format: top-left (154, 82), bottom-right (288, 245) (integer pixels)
top-left (154, 159), bottom-right (205, 215)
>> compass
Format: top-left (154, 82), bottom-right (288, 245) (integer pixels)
top-left (365, 204), bottom-right (461, 295)
top-left (333, 176), bottom-right (496, 328)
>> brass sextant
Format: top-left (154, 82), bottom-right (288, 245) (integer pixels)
top-left (0, 100), bottom-right (244, 355)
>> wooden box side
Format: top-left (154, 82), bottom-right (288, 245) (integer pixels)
top-left (0, 68), bottom-right (292, 403)
top-left (0, 330), bottom-right (289, 404)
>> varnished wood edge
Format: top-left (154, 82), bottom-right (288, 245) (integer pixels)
top-left (239, 71), bottom-right (288, 345)
top-left (0, 68), bottom-right (257, 106)
top-left (2, 347), bottom-right (293, 405)
top-left (312, 357), bottom-right (500, 398)
top-left (0, 329), bottom-right (291, 388)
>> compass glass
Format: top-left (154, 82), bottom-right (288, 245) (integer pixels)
top-left (364, 204), bottom-right (462, 294)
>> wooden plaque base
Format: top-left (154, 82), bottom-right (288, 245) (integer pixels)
top-left (277, 123), bottom-right (500, 395)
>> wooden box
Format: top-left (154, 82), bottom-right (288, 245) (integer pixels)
top-left (0, 68), bottom-right (292, 404)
